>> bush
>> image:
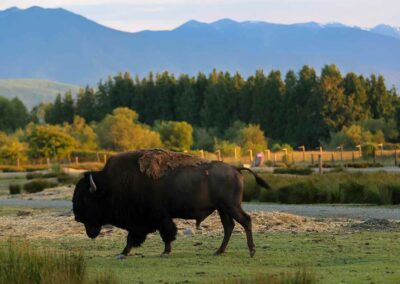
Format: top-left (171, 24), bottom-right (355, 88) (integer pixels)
top-left (9, 184), bottom-right (21, 195)
top-left (339, 181), bottom-right (380, 204)
top-left (345, 162), bottom-right (383, 168)
top-left (274, 167), bottom-right (313, 176)
top-left (57, 173), bottom-right (81, 185)
top-left (361, 143), bottom-right (377, 157)
top-left (23, 179), bottom-right (58, 193)
top-left (66, 162), bottom-right (104, 171)
top-left (379, 184), bottom-right (400, 205)
top-left (276, 181), bottom-right (327, 204)
top-left (0, 239), bottom-right (117, 284)
top-left (26, 172), bottom-right (58, 180)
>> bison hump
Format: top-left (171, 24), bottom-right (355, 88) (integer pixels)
top-left (138, 149), bottom-right (211, 179)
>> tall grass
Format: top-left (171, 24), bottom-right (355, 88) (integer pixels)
top-left (0, 240), bottom-right (117, 284)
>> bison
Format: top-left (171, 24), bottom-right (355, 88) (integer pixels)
top-left (72, 150), bottom-right (270, 258)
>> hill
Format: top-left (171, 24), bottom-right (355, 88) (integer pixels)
top-left (0, 6), bottom-right (399, 87)
top-left (0, 79), bottom-right (80, 109)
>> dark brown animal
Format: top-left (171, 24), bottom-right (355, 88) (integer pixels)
top-left (72, 150), bottom-right (270, 258)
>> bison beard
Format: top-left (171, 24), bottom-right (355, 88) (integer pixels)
top-left (72, 150), bottom-right (271, 258)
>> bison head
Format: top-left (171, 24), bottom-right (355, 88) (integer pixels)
top-left (73, 172), bottom-right (107, 239)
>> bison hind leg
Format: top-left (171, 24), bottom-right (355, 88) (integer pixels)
top-left (229, 207), bottom-right (255, 257)
top-left (158, 217), bottom-right (177, 257)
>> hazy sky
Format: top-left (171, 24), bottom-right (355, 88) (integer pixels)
top-left (2, 0), bottom-right (399, 32)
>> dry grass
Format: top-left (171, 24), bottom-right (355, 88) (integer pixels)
top-left (0, 210), bottom-right (346, 240)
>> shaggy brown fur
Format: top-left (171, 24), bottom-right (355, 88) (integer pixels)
top-left (137, 149), bottom-right (211, 179)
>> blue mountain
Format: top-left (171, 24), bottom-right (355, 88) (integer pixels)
top-left (0, 6), bottom-right (399, 87)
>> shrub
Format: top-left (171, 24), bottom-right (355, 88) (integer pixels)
top-left (345, 162), bottom-right (383, 168)
top-left (9, 184), bottom-right (21, 195)
top-left (274, 167), bottom-right (313, 176)
top-left (339, 181), bottom-right (380, 204)
top-left (242, 174), bottom-right (261, 202)
top-left (66, 162), bottom-right (104, 171)
top-left (276, 181), bottom-right (327, 204)
top-left (379, 184), bottom-right (400, 205)
top-left (57, 173), bottom-right (81, 185)
top-left (361, 143), bottom-right (377, 157)
top-left (23, 179), bottom-right (58, 193)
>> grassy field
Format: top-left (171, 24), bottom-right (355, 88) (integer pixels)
top-left (1, 230), bottom-right (397, 284)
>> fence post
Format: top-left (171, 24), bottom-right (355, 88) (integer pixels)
top-left (75, 157), bottom-right (79, 164)
top-left (96, 152), bottom-right (100, 162)
top-left (318, 154), bottom-right (323, 175)
top-left (331, 153), bottom-right (335, 166)
top-left (103, 154), bottom-right (107, 163)
top-left (248, 149), bottom-right (253, 164)
top-left (395, 148), bottom-right (398, 167)
top-left (200, 150), bottom-right (205, 158)
top-left (46, 158), bottom-right (50, 166)
top-left (234, 147), bottom-right (238, 161)
top-left (352, 152), bottom-right (355, 163)
top-left (16, 158), bottom-right (20, 168)
top-left (311, 153), bottom-right (314, 166)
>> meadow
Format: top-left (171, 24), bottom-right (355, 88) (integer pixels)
top-left (1, 230), bottom-right (399, 284)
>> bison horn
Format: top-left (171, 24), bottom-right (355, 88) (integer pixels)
top-left (89, 174), bottom-right (97, 193)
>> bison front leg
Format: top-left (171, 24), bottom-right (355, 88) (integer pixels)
top-left (158, 217), bottom-right (177, 257)
top-left (116, 231), bottom-right (146, 259)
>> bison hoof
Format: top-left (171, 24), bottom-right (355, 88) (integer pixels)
top-left (160, 252), bottom-right (170, 258)
top-left (116, 254), bottom-right (126, 260)
top-left (249, 249), bottom-right (256, 258)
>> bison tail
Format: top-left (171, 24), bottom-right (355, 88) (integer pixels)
top-left (236, 167), bottom-right (271, 190)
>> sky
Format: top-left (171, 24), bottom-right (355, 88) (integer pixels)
top-left (1, 0), bottom-right (400, 32)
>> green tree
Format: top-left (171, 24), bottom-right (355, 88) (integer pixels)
top-left (0, 96), bottom-right (29, 132)
top-left (155, 121), bottom-right (193, 151)
top-left (342, 73), bottom-right (369, 123)
top-left (319, 64), bottom-right (346, 132)
top-left (236, 124), bottom-right (267, 153)
top-left (27, 124), bottom-right (76, 158)
top-left (76, 86), bottom-right (97, 122)
top-left (66, 116), bottom-right (97, 150)
top-left (96, 107), bottom-right (162, 151)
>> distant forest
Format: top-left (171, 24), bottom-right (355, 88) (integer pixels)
top-left (1, 64), bottom-right (400, 149)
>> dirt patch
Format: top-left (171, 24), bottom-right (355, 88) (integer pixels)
top-left (0, 211), bottom-right (347, 240)
top-left (349, 218), bottom-right (400, 231)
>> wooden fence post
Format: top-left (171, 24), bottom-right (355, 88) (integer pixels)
top-left (395, 149), bottom-right (398, 167)
top-left (311, 153), bottom-right (314, 166)
top-left (318, 154), bottom-right (323, 175)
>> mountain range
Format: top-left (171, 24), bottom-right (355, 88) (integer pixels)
top-left (0, 6), bottom-right (399, 87)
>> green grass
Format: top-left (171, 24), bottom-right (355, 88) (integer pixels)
top-left (9, 231), bottom-right (399, 284)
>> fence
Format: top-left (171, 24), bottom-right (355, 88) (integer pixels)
top-left (0, 149), bottom-right (398, 169)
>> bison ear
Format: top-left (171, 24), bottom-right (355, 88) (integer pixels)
top-left (89, 174), bottom-right (97, 193)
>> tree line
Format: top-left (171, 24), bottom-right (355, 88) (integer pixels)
top-left (0, 65), bottom-right (399, 158)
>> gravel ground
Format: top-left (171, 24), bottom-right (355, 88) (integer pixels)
top-left (1, 199), bottom-right (399, 220)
